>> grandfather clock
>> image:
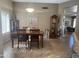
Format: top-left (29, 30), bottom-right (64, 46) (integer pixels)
top-left (50, 15), bottom-right (59, 38)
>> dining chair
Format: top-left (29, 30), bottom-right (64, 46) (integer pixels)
top-left (17, 29), bottom-right (28, 48)
top-left (30, 34), bottom-right (39, 48)
top-left (30, 29), bottom-right (40, 32)
top-left (23, 27), bottom-right (28, 30)
top-left (30, 29), bottom-right (40, 48)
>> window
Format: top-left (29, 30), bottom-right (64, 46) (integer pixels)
top-left (26, 14), bottom-right (39, 28)
top-left (1, 11), bottom-right (10, 34)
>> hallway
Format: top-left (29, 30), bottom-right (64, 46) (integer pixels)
top-left (4, 39), bottom-right (70, 58)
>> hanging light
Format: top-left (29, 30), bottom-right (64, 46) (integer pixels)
top-left (25, 8), bottom-right (34, 13)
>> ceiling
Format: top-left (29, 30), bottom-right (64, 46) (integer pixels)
top-left (12, 0), bottom-right (71, 4)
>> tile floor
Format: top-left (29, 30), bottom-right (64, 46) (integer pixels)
top-left (3, 39), bottom-right (71, 58)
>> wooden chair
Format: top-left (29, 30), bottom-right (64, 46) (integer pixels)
top-left (30, 29), bottom-right (40, 32)
top-left (30, 34), bottom-right (39, 48)
top-left (23, 27), bottom-right (28, 30)
top-left (30, 29), bottom-right (40, 48)
top-left (17, 29), bottom-right (28, 48)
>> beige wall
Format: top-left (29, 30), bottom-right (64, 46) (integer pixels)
top-left (0, 0), bottom-right (13, 10)
top-left (0, 0), bottom-right (13, 57)
top-left (75, 0), bottom-right (79, 34)
top-left (13, 2), bottom-right (58, 32)
top-left (73, 0), bottom-right (79, 53)
top-left (0, 11), bottom-right (3, 57)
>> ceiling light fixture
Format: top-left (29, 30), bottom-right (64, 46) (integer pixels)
top-left (25, 8), bottom-right (34, 13)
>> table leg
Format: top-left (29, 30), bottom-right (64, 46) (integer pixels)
top-left (38, 36), bottom-right (41, 48)
top-left (12, 39), bottom-right (14, 48)
top-left (40, 35), bottom-right (43, 48)
top-left (41, 35), bottom-right (43, 48)
top-left (18, 38), bottom-right (19, 48)
top-left (29, 35), bottom-right (31, 49)
top-left (39, 35), bottom-right (43, 48)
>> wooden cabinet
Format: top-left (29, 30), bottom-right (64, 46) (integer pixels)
top-left (50, 15), bottom-right (59, 38)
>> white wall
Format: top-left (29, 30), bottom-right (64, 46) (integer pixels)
top-left (58, 0), bottom-right (76, 25)
top-left (58, 0), bottom-right (76, 23)
top-left (58, 0), bottom-right (79, 54)
top-left (58, 0), bottom-right (77, 36)
top-left (58, 0), bottom-right (79, 41)
top-left (0, 0), bottom-right (13, 57)
top-left (14, 3), bottom-right (58, 32)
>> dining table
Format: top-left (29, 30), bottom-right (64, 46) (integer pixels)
top-left (11, 30), bottom-right (44, 49)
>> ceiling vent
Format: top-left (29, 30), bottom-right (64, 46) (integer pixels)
top-left (42, 7), bottom-right (48, 9)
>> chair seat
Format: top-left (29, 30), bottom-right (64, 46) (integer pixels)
top-left (18, 35), bottom-right (28, 39)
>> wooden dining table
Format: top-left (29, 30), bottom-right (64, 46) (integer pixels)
top-left (11, 31), bottom-right (44, 49)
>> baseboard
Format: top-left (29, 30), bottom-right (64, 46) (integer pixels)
top-left (0, 54), bottom-right (3, 58)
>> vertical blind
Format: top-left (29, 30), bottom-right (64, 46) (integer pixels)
top-left (1, 10), bottom-right (10, 34)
